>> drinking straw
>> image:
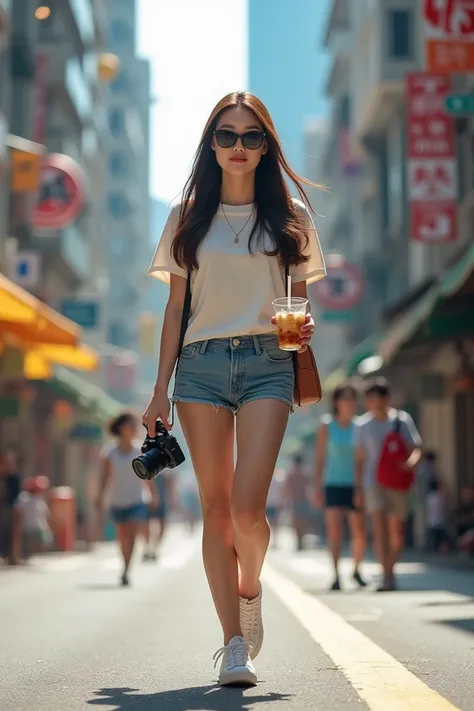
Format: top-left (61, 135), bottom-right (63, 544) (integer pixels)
top-left (287, 274), bottom-right (291, 309)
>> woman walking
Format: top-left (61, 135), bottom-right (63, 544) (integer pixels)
top-left (315, 385), bottom-right (367, 591)
top-left (96, 412), bottom-right (157, 586)
top-left (143, 91), bottom-right (326, 686)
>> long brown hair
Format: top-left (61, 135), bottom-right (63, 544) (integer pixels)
top-left (172, 91), bottom-right (321, 272)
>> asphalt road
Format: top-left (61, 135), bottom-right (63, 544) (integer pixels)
top-left (0, 525), bottom-right (473, 711)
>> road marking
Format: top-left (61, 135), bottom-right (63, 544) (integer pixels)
top-left (262, 562), bottom-right (461, 711)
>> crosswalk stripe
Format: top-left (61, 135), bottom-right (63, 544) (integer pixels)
top-left (262, 562), bottom-right (461, 711)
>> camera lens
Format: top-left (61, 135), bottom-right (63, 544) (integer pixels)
top-left (132, 458), bottom-right (149, 480)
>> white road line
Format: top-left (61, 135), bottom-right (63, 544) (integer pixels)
top-left (262, 562), bottom-right (461, 711)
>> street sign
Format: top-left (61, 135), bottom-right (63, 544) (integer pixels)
top-left (9, 251), bottom-right (41, 288)
top-left (312, 254), bottom-right (364, 311)
top-left (445, 93), bottom-right (474, 114)
top-left (60, 300), bottom-right (100, 329)
top-left (423, 0), bottom-right (474, 74)
top-left (32, 153), bottom-right (85, 230)
top-left (406, 73), bottom-right (457, 243)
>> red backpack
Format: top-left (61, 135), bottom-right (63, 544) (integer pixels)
top-left (377, 415), bottom-right (414, 491)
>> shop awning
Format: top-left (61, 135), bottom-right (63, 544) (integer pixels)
top-left (24, 344), bottom-right (99, 380)
top-left (346, 332), bottom-right (382, 376)
top-left (28, 344), bottom-right (99, 371)
top-left (50, 367), bottom-right (122, 423)
top-left (378, 243), bottom-right (474, 364)
top-left (0, 274), bottom-right (80, 346)
top-left (323, 367), bottom-right (347, 392)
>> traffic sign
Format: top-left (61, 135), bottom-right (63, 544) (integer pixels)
top-left (9, 251), bottom-right (41, 288)
top-left (312, 254), bottom-right (364, 311)
top-left (445, 94), bottom-right (474, 114)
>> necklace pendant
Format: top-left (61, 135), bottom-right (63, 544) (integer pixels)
top-left (234, 237), bottom-right (240, 244)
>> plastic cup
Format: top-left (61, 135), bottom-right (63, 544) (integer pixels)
top-left (272, 297), bottom-right (308, 351)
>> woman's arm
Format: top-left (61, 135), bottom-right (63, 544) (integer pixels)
top-left (96, 456), bottom-right (112, 510)
top-left (143, 274), bottom-right (187, 435)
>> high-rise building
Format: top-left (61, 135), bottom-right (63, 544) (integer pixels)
top-left (103, 0), bottom-right (151, 404)
top-left (248, 0), bottom-right (330, 173)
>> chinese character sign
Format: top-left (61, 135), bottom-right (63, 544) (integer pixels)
top-left (406, 73), bottom-right (457, 243)
top-left (423, 0), bottom-right (474, 72)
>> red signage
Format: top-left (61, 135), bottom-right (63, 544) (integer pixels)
top-left (312, 254), bottom-right (363, 311)
top-left (423, 0), bottom-right (474, 73)
top-left (406, 73), bottom-right (457, 244)
top-left (32, 153), bottom-right (85, 230)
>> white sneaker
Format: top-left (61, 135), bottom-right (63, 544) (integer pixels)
top-left (240, 586), bottom-right (263, 659)
top-left (213, 636), bottom-right (257, 687)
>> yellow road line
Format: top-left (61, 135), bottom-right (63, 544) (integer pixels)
top-left (262, 563), bottom-right (461, 711)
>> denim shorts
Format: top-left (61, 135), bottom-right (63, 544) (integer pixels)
top-left (172, 334), bottom-right (294, 414)
top-left (110, 503), bottom-right (148, 524)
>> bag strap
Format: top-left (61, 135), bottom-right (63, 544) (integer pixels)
top-left (170, 271), bottom-right (192, 427)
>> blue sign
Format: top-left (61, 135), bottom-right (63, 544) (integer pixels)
top-left (69, 423), bottom-right (103, 440)
top-left (61, 300), bottom-right (100, 329)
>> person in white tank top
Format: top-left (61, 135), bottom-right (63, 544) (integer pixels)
top-left (142, 91), bottom-right (326, 686)
top-left (96, 412), bottom-right (157, 587)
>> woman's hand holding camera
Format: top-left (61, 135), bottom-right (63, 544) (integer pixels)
top-left (142, 389), bottom-right (171, 436)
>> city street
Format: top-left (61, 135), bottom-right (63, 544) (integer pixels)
top-left (1, 526), bottom-right (473, 711)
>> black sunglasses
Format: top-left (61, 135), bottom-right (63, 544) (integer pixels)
top-left (213, 129), bottom-right (266, 150)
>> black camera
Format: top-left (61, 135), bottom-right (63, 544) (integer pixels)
top-left (132, 420), bottom-right (185, 481)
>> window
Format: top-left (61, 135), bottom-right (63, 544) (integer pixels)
top-left (110, 19), bottom-right (131, 46)
top-left (108, 193), bottom-right (131, 219)
top-left (108, 107), bottom-right (125, 136)
top-left (109, 152), bottom-right (130, 178)
top-left (388, 9), bottom-right (413, 60)
top-left (110, 72), bottom-right (128, 94)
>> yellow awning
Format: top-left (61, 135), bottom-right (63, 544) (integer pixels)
top-left (0, 274), bottom-right (80, 346)
top-left (24, 352), bottom-right (52, 380)
top-left (30, 344), bottom-right (99, 371)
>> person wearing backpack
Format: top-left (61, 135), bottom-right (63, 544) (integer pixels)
top-left (354, 378), bottom-right (422, 591)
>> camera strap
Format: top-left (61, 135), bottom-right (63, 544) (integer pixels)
top-left (170, 271), bottom-right (192, 428)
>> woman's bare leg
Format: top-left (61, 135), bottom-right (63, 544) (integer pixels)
top-left (325, 508), bottom-right (344, 579)
top-left (348, 511), bottom-right (366, 572)
top-left (177, 403), bottom-right (238, 644)
top-left (232, 399), bottom-right (290, 600)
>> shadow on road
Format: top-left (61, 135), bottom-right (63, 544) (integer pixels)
top-left (88, 686), bottom-right (293, 710)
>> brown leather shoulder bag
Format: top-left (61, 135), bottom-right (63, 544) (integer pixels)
top-left (285, 265), bottom-right (322, 407)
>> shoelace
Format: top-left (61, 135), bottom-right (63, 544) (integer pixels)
top-left (213, 638), bottom-right (253, 669)
top-left (240, 602), bottom-right (260, 636)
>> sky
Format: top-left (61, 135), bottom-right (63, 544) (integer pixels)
top-left (138, 0), bottom-right (248, 205)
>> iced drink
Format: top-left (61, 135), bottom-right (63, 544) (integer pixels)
top-left (272, 297), bottom-right (308, 351)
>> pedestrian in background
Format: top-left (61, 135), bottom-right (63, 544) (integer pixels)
top-left (0, 448), bottom-right (22, 565)
top-left (266, 467), bottom-right (285, 548)
top-left (425, 478), bottom-right (450, 553)
top-left (143, 91), bottom-right (325, 686)
top-left (284, 453), bottom-right (311, 552)
top-left (16, 475), bottom-right (54, 558)
top-left (96, 412), bottom-right (158, 587)
top-left (355, 379), bottom-right (422, 592)
top-left (143, 471), bottom-right (176, 561)
top-left (315, 384), bottom-right (366, 591)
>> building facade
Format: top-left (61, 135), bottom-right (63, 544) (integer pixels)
top-left (102, 0), bottom-right (151, 404)
top-left (0, 0), bottom-right (121, 495)
top-left (321, 0), bottom-right (474, 519)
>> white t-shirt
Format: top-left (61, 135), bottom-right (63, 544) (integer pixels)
top-left (148, 199), bottom-right (326, 347)
top-left (16, 492), bottom-right (49, 533)
top-left (101, 442), bottom-right (151, 509)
